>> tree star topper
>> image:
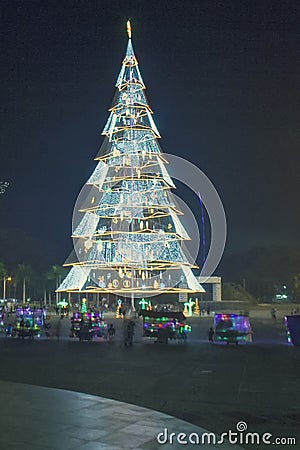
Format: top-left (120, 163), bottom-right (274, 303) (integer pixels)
top-left (127, 19), bottom-right (132, 39)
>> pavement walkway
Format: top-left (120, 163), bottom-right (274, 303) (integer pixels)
top-left (0, 380), bottom-right (241, 449)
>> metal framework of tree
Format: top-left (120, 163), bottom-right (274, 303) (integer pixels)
top-left (57, 21), bottom-right (204, 301)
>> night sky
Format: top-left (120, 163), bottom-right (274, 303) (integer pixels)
top-left (1, 0), bottom-right (299, 267)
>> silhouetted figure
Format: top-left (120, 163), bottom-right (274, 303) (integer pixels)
top-left (55, 319), bottom-right (61, 340)
top-left (124, 320), bottom-right (135, 346)
top-left (208, 327), bottom-right (214, 343)
top-left (108, 324), bottom-right (115, 340)
top-left (271, 308), bottom-right (277, 321)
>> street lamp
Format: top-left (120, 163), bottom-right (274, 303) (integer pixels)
top-left (3, 276), bottom-right (12, 300)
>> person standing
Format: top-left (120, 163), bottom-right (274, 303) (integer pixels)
top-left (108, 324), bottom-right (116, 341)
top-left (208, 327), bottom-right (214, 343)
top-left (271, 308), bottom-right (277, 321)
top-left (55, 319), bottom-right (61, 341)
top-left (124, 320), bottom-right (135, 346)
top-left (127, 320), bottom-right (135, 346)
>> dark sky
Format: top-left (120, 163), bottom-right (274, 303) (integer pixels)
top-left (1, 0), bottom-right (299, 265)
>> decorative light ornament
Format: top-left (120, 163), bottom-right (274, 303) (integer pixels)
top-left (98, 276), bottom-right (106, 288)
top-left (138, 298), bottom-right (149, 310)
top-left (0, 181), bottom-right (9, 194)
top-left (194, 298), bottom-right (200, 316)
top-left (116, 298), bottom-right (123, 318)
top-left (184, 299), bottom-right (195, 317)
top-left (81, 298), bottom-right (88, 314)
top-left (84, 239), bottom-right (93, 250)
top-left (112, 279), bottom-right (119, 288)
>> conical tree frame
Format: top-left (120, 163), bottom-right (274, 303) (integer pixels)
top-left (57, 21), bottom-right (204, 297)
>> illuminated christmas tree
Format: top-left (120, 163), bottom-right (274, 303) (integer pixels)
top-left (116, 299), bottom-right (123, 318)
top-left (81, 298), bottom-right (88, 314)
top-left (194, 298), bottom-right (200, 316)
top-left (57, 21), bottom-right (204, 308)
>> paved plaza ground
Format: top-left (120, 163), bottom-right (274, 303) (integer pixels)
top-left (0, 308), bottom-right (300, 449)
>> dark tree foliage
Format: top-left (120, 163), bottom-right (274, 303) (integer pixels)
top-left (220, 244), bottom-right (300, 300)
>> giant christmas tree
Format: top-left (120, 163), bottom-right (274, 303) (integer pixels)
top-left (57, 21), bottom-right (204, 306)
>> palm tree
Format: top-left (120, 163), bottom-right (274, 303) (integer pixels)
top-left (0, 262), bottom-right (7, 298)
top-left (0, 262), bottom-right (7, 277)
top-left (15, 264), bottom-right (35, 304)
top-left (46, 265), bottom-right (68, 304)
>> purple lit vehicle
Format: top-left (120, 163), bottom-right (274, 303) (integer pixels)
top-left (0, 312), bottom-right (5, 332)
top-left (214, 313), bottom-right (252, 344)
top-left (70, 312), bottom-right (107, 341)
top-left (14, 307), bottom-right (45, 339)
top-left (285, 315), bottom-right (300, 346)
top-left (139, 310), bottom-right (191, 343)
